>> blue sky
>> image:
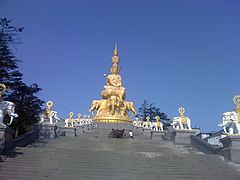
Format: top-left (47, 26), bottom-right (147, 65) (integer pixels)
top-left (1, 0), bottom-right (240, 132)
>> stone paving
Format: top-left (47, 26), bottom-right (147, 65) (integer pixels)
top-left (0, 126), bottom-right (240, 180)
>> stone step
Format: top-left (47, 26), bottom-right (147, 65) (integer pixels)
top-left (0, 126), bottom-right (239, 180)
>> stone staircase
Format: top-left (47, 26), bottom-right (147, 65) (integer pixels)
top-left (0, 125), bottom-right (239, 180)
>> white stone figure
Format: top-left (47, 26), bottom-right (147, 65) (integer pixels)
top-left (219, 95), bottom-right (240, 135)
top-left (75, 113), bottom-right (82, 126)
top-left (133, 117), bottom-right (139, 127)
top-left (87, 115), bottom-right (93, 125)
top-left (172, 107), bottom-right (192, 130)
top-left (40, 101), bottom-right (60, 125)
top-left (65, 112), bottom-right (75, 127)
top-left (219, 111), bottom-right (240, 134)
top-left (143, 116), bottom-right (151, 129)
top-left (152, 116), bottom-right (163, 131)
top-left (40, 110), bottom-right (60, 125)
top-left (0, 101), bottom-right (18, 127)
top-left (0, 83), bottom-right (18, 127)
top-left (172, 117), bottom-right (192, 130)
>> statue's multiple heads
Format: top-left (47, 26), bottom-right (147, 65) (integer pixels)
top-left (110, 63), bottom-right (120, 75)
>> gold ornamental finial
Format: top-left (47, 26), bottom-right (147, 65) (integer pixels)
top-left (114, 43), bottom-right (118, 56)
top-left (146, 116), bottom-right (150, 122)
top-left (112, 43), bottom-right (120, 64)
top-left (69, 112), bottom-right (74, 118)
top-left (155, 116), bottom-right (160, 122)
top-left (47, 101), bottom-right (53, 109)
top-left (178, 107), bottom-right (185, 116)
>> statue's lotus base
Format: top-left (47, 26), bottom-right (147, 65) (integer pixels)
top-left (93, 115), bottom-right (133, 124)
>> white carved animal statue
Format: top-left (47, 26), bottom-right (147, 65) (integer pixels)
top-left (65, 118), bottom-right (75, 127)
top-left (0, 101), bottom-right (18, 126)
top-left (40, 111), bottom-right (60, 124)
top-left (171, 117), bottom-right (192, 130)
top-left (152, 121), bottom-right (163, 131)
top-left (143, 121), bottom-right (151, 129)
top-left (218, 111), bottom-right (240, 134)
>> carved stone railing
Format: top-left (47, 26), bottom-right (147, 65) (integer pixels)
top-left (190, 135), bottom-right (222, 154)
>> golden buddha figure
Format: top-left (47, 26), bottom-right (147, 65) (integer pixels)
top-left (102, 57), bottom-right (126, 101)
top-left (89, 45), bottom-right (136, 123)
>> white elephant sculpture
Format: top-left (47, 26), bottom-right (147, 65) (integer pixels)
top-left (151, 121), bottom-right (163, 131)
top-left (65, 118), bottom-right (75, 127)
top-left (0, 100), bottom-right (18, 127)
top-left (171, 116), bottom-right (192, 130)
top-left (40, 111), bottom-right (60, 125)
top-left (143, 121), bottom-right (151, 129)
top-left (218, 111), bottom-right (240, 134)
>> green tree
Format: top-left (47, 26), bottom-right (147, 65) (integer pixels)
top-left (0, 18), bottom-right (44, 135)
top-left (137, 100), bottom-right (169, 122)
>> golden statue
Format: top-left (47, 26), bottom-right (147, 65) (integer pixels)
top-left (89, 45), bottom-right (136, 123)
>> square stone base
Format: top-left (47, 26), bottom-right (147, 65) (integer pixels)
top-left (134, 127), bottom-right (144, 134)
top-left (59, 127), bottom-right (77, 137)
top-left (174, 129), bottom-right (198, 145)
top-left (0, 125), bottom-right (15, 153)
top-left (76, 126), bottom-right (84, 135)
top-left (143, 128), bottom-right (152, 139)
top-left (152, 131), bottom-right (165, 140)
top-left (39, 124), bottom-right (57, 139)
top-left (220, 135), bottom-right (240, 164)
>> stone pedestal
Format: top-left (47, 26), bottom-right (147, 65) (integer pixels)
top-left (0, 125), bottom-right (15, 153)
top-left (93, 123), bottom-right (133, 138)
top-left (174, 129), bottom-right (198, 145)
top-left (143, 128), bottom-right (152, 139)
top-left (84, 125), bottom-right (91, 132)
top-left (39, 124), bottom-right (57, 139)
top-left (76, 126), bottom-right (84, 135)
top-left (0, 126), bottom-right (6, 154)
top-left (134, 126), bottom-right (144, 134)
top-left (59, 127), bottom-right (76, 137)
top-left (152, 131), bottom-right (165, 140)
top-left (220, 135), bottom-right (240, 164)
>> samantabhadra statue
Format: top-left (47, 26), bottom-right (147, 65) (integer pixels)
top-left (89, 46), bottom-right (136, 123)
top-left (0, 83), bottom-right (18, 127)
